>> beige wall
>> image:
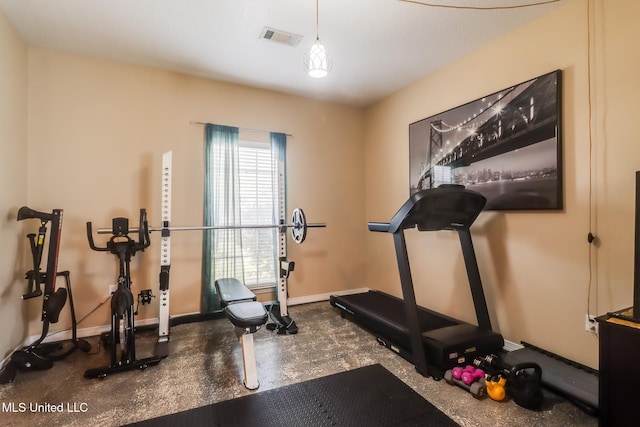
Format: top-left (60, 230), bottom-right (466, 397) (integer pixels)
top-left (364, 0), bottom-right (640, 369)
top-left (0, 14), bottom-right (28, 360)
top-left (18, 49), bottom-right (366, 339)
top-left (592, 0), bottom-right (640, 311)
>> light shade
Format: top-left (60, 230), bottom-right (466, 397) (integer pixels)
top-left (304, 38), bottom-right (332, 78)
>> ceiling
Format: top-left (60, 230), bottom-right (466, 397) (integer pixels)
top-left (0, 0), bottom-right (565, 107)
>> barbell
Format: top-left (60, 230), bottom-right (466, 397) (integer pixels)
top-left (97, 208), bottom-right (325, 244)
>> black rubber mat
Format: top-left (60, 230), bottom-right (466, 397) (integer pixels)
top-left (124, 364), bottom-right (459, 427)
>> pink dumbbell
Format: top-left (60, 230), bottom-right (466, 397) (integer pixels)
top-left (461, 367), bottom-right (485, 385)
top-left (452, 365), bottom-right (475, 380)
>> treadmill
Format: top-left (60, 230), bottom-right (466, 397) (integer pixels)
top-left (330, 185), bottom-right (504, 379)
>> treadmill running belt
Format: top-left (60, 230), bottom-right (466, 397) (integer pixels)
top-left (337, 290), bottom-right (458, 333)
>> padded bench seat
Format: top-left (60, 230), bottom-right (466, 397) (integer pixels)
top-left (214, 277), bottom-right (268, 390)
top-left (225, 301), bottom-right (268, 329)
top-left (215, 278), bottom-right (257, 307)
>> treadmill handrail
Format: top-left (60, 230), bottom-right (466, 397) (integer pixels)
top-left (368, 222), bottom-right (393, 232)
top-left (371, 185), bottom-right (486, 234)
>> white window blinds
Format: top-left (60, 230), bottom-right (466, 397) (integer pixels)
top-left (236, 143), bottom-right (277, 288)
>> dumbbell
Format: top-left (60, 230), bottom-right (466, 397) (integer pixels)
top-left (445, 366), bottom-right (486, 399)
top-left (461, 367), bottom-right (485, 385)
top-left (452, 365), bottom-right (485, 385)
top-left (452, 365), bottom-right (475, 380)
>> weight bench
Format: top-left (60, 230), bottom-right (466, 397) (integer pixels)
top-left (215, 278), bottom-right (268, 390)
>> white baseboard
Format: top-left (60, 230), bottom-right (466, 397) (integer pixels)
top-left (503, 339), bottom-right (524, 352)
top-left (20, 316), bottom-right (160, 348)
top-left (288, 288), bottom-right (370, 306)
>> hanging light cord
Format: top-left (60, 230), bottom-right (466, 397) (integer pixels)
top-left (315, 0), bottom-right (320, 40)
top-left (399, 0), bottom-right (562, 10)
top-left (586, 0), bottom-right (597, 319)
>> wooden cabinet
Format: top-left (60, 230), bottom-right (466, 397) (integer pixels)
top-left (597, 313), bottom-right (640, 427)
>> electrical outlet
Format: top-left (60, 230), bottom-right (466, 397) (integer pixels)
top-left (585, 314), bottom-right (598, 334)
top-left (108, 284), bottom-right (117, 297)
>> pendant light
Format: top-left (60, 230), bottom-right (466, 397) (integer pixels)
top-left (304, 0), bottom-right (332, 78)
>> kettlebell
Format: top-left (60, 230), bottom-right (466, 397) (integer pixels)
top-left (485, 376), bottom-right (507, 401)
top-left (508, 363), bottom-right (543, 410)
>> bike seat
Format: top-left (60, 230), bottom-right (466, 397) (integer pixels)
top-left (44, 288), bottom-right (68, 323)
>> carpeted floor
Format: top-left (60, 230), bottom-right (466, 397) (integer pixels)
top-left (0, 302), bottom-right (597, 427)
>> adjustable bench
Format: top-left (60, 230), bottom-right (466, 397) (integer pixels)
top-left (215, 278), bottom-right (268, 390)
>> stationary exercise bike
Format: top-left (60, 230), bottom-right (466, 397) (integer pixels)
top-left (84, 209), bottom-right (161, 378)
top-left (0, 207), bottom-right (90, 384)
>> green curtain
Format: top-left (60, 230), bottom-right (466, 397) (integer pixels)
top-left (201, 123), bottom-right (242, 313)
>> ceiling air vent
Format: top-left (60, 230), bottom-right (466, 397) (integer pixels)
top-left (260, 27), bottom-right (303, 47)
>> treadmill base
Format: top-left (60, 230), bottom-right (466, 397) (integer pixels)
top-left (330, 291), bottom-right (504, 378)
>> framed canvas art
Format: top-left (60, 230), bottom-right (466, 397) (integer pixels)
top-left (409, 70), bottom-right (562, 210)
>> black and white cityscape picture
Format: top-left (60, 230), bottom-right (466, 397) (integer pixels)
top-left (409, 70), bottom-right (562, 210)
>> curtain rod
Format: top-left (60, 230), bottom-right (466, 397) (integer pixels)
top-left (190, 121), bottom-right (293, 137)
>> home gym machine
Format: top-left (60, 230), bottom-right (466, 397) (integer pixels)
top-left (330, 185), bottom-right (504, 379)
top-left (84, 208), bottom-right (162, 378)
top-left (0, 207), bottom-right (90, 384)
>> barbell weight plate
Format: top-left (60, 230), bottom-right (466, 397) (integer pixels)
top-left (291, 208), bottom-right (307, 244)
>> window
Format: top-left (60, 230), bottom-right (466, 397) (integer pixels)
top-left (236, 140), bottom-right (278, 288)
top-left (202, 124), bottom-right (286, 313)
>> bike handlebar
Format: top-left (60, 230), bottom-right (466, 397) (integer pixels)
top-left (86, 209), bottom-right (151, 253)
top-left (86, 221), bottom-right (109, 251)
top-left (138, 209), bottom-right (151, 251)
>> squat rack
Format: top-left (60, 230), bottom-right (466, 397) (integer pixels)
top-left (141, 151), bottom-right (326, 355)
top-left (95, 152), bottom-right (326, 354)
